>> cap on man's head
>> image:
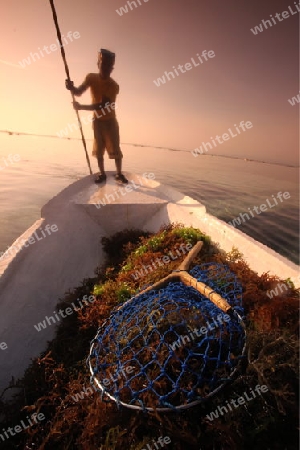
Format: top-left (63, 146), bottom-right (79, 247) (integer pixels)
top-left (99, 49), bottom-right (115, 61)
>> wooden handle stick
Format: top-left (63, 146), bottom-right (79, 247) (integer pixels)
top-left (177, 240), bottom-right (204, 271)
top-left (137, 240), bottom-right (232, 313)
top-left (178, 271), bottom-right (232, 313)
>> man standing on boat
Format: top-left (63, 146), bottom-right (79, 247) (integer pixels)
top-left (65, 49), bottom-right (128, 184)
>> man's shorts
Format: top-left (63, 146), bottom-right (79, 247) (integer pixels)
top-left (92, 117), bottom-right (123, 160)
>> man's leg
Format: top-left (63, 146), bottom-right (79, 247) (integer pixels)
top-left (97, 155), bottom-right (105, 175)
top-left (115, 157), bottom-right (122, 175)
top-left (93, 120), bottom-right (106, 183)
top-left (115, 157), bottom-right (128, 183)
top-left (105, 119), bottom-right (128, 183)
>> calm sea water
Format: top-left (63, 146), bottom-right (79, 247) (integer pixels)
top-left (0, 133), bottom-right (298, 264)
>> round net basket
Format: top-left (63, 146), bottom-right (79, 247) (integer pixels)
top-left (88, 263), bottom-right (246, 412)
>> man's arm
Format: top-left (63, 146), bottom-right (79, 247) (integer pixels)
top-left (65, 79), bottom-right (89, 96)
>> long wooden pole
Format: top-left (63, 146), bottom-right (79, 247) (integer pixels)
top-left (48, 0), bottom-right (93, 175)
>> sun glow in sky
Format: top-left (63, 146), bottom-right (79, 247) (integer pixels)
top-left (0, 0), bottom-right (299, 165)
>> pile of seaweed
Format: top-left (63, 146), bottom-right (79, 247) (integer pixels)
top-left (0, 224), bottom-right (298, 450)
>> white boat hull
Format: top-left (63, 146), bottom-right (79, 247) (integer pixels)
top-left (0, 172), bottom-right (298, 395)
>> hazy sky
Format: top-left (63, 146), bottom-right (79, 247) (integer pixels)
top-left (1, 0), bottom-right (299, 165)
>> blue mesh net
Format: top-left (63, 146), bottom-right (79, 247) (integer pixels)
top-left (88, 263), bottom-right (246, 411)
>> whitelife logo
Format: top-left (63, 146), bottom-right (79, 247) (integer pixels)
top-left (288, 91), bottom-right (300, 106)
top-left (18, 31), bottom-right (81, 68)
top-left (33, 295), bottom-right (95, 332)
top-left (56, 102), bottom-right (117, 138)
top-left (153, 50), bottom-right (215, 87)
top-left (71, 366), bottom-right (134, 402)
top-left (0, 153), bottom-right (21, 171)
top-left (131, 244), bottom-right (193, 280)
top-left (0, 413), bottom-right (45, 443)
top-left (141, 435), bottom-right (171, 450)
top-left (0, 224), bottom-right (59, 262)
top-left (116, 0), bottom-right (150, 16)
top-left (266, 274), bottom-right (300, 299)
top-left (131, 243), bottom-right (193, 281)
top-left (94, 172), bottom-right (155, 209)
top-left (0, 342), bottom-right (8, 351)
top-left (250, 3), bottom-right (300, 35)
top-left (191, 121), bottom-right (253, 157)
top-left (228, 191), bottom-right (291, 228)
top-left (170, 314), bottom-right (231, 351)
top-left (206, 384), bottom-right (269, 421)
